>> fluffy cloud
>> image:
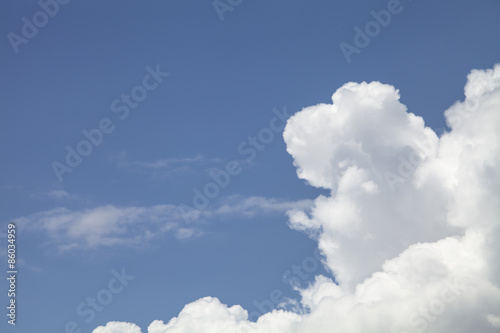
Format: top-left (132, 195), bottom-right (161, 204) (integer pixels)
top-left (284, 81), bottom-right (450, 287)
top-left (92, 321), bottom-right (142, 333)
top-left (92, 64), bottom-right (500, 332)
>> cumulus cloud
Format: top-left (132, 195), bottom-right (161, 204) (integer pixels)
top-left (92, 321), bottom-right (142, 333)
top-left (13, 196), bottom-right (309, 250)
top-left (93, 64), bottom-right (500, 332)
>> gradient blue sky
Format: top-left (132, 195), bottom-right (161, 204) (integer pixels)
top-left (1, 0), bottom-right (499, 332)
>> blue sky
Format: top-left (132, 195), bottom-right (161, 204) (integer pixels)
top-left (1, 0), bottom-right (500, 332)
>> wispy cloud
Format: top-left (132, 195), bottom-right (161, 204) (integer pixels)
top-left (111, 152), bottom-right (223, 177)
top-left (116, 154), bottom-right (204, 169)
top-left (13, 196), bottom-right (309, 251)
top-left (46, 189), bottom-right (74, 200)
top-left (212, 195), bottom-right (313, 218)
top-left (15, 204), bottom-right (186, 251)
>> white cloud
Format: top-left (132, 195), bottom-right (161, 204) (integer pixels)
top-left (47, 189), bottom-right (72, 200)
top-left (92, 321), bottom-right (142, 333)
top-left (91, 64), bottom-right (500, 332)
top-left (146, 297), bottom-right (302, 333)
top-left (13, 196), bottom-right (308, 250)
top-left (212, 196), bottom-right (312, 217)
top-left (114, 152), bottom-right (205, 168)
top-left (112, 152), bottom-right (223, 177)
top-left (15, 204), bottom-right (186, 250)
top-left (487, 314), bottom-right (500, 328)
top-left (28, 188), bottom-right (77, 201)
